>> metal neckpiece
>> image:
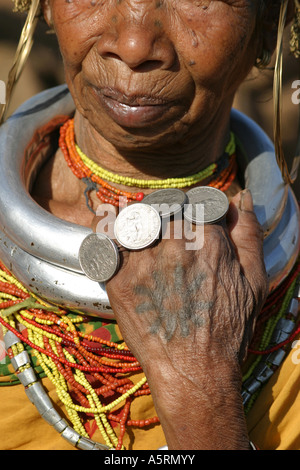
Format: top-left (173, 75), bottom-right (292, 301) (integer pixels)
top-left (0, 85), bottom-right (298, 318)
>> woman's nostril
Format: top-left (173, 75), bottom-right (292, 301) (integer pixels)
top-left (96, 22), bottom-right (176, 71)
top-left (131, 60), bottom-right (165, 73)
top-left (101, 52), bottom-right (163, 71)
top-left (103, 52), bottom-right (121, 61)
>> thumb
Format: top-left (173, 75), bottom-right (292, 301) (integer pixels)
top-left (227, 189), bottom-right (268, 292)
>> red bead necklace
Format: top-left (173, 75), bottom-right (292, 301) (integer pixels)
top-left (59, 119), bottom-right (144, 208)
top-left (59, 119), bottom-right (238, 210)
top-left (0, 259), bottom-right (161, 449)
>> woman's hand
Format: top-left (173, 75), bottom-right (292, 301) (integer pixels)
top-left (106, 189), bottom-right (268, 449)
top-left (106, 189), bottom-right (267, 367)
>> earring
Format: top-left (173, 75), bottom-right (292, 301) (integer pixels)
top-left (13, 0), bottom-right (33, 12)
top-left (273, 0), bottom-right (299, 186)
top-left (0, 0), bottom-right (41, 124)
top-left (255, 49), bottom-right (272, 69)
top-left (290, 0), bottom-right (300, 58)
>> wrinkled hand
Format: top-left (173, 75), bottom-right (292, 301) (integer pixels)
top-left (105, 188), bottom-right (268, 449)
top-left (106, 189), bottom-right (268, 372)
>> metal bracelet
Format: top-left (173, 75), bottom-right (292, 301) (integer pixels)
top-left (61, 426), bottom-right (81, 447)
top-left (265, 348), bottom-right (286, 367)
top-left (77, 436), bottom-right (111, 451)
top-left (41, 407), bottom-right (66, 427)
top-left (10, 350), bottom-right (30, 371)
top-left (249, 441), bottom-right (258, 450)
top-left (17, 367), bottom-right (37, 387)
top-left (8, 342), bottom-right (111, 450)
top-left (25, 381), bottom-right (54, 415)
top-left (288, 298), bottom-right (299, 318)
top-left (4, 330), bottom-right (21, 351)
top-left (243, 377), bottom-right (262, 395)
top-left (252, 362), bottom-right (274, 384)
top-left (53, 418), bottom-right (69, 434)
top-left (271, 318), bottom-right (297, 344)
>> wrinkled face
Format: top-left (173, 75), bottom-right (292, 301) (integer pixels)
top-left (43, 0), bottom-right (261, 148)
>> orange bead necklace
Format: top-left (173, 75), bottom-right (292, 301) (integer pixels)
top-left (59, 118), bottom-right (237, 211)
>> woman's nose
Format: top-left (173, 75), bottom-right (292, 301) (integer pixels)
top-left (96, 19), bottom-right (176, 71)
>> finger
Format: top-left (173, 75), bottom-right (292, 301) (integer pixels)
top-left (91, 206), bottom-right (132, 271)
top-left (227, 189), bottom-right (268, 291)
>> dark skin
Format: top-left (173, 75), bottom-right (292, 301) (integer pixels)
top-left (33, 0), bottom-right (290, 449)
top-left (106, 191), bottom-right (267, 449)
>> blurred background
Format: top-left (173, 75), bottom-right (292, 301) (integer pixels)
top-left (0, 0), bottom-right (299, 199)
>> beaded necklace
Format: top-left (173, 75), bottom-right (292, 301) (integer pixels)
top-left (242, 259), bottom-right (300, 414)
top-left (0, 257), bottom-right (299, 449)
top-left (59, 119), bottom-right (237, 210)
top-left (0, 111), bottom-right (299, 449)
top-left (0, 260), bottom-right (158, 449)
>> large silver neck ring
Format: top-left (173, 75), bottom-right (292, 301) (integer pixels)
top-left (0, 85), bottom-right (298, 318)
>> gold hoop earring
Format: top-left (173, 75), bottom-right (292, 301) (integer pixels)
top-left (274, 0), bottom-right (299, 186)
top-left (0, 0), bottom-right (41, 124)
top-left (13, 0), bottom-right (33, 12)
top-left (290, 0), bottom-right (300, 58)
top-left (255, 49), bottom-right (272, 69)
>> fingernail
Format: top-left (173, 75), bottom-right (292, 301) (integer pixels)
top-left (240, 188), bottom-right (253, 211)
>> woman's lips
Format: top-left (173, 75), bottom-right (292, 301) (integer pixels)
top-left (91, 87), bottom-right (174, 128)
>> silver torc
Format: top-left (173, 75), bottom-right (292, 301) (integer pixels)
top-left (114, 203), bottom-right (161, 250)
top-left (183, 186), bottom-right (229, 224)
top-left (142, 188), bottom-right (188, 218)
top-left (79, 233), bottom-right (119, 282)
top-left (0, 85), bottom-right (298, 317)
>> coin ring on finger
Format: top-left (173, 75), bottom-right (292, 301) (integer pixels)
top-left (79, 233), bottom-right (120, 282)
top-left (183, 186), bottom-right (229, 225)
top-left (114, 203), bottom-right (161, 250)
top-left (142, 188), bottom-right (188, 218)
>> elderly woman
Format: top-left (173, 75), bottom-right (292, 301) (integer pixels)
top-left (0, 0), bottom-right (299, 451)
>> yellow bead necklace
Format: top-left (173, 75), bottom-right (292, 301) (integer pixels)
top-left (0, 262), bottom-right (158, 450)
top-left (75, 132), bottom-right (236, 189)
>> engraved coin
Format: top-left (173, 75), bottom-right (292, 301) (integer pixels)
top-left (142, 189), bottom-right (188, 218)
top-left (114, 203), bottom-right (161, 250)
top-left (183, 186), bottom-right (229, 224)
top-left (79, 233), bottom-right (120, 282)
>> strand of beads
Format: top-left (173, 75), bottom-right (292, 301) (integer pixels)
top-left (249, 260), bottom-right (300, 352)
top-left (59, 118), bottom-right (237, 208)
top-left (59, 119), bottom-right (144, 207)
top-left (242, 259), bottom-right (300, 414)
top-left (0, 308), bottom-right (150, 449)
top-left (74, 129), bottom-right (235, 188)
top-left (208, 152), bottom-right (237, 192)
top-left (0, 262), bottom-right (159, 450)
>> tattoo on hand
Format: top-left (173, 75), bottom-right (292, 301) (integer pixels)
top-left (134, 264), bottom-right (213, 341)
